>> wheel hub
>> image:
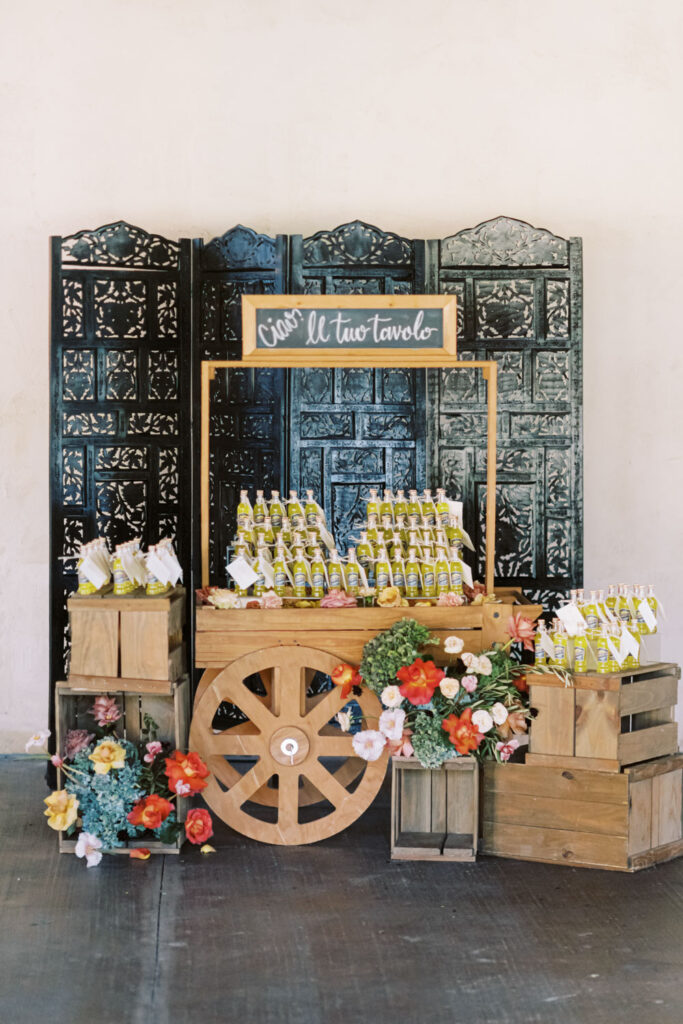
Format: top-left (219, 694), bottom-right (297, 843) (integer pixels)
top-left (269, 725), bottom-right (310, 766)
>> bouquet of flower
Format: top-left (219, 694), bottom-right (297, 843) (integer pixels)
top-left (330, 613), bottom-right (540, 769)
top-left (33, 696), bottom-right (214, 866)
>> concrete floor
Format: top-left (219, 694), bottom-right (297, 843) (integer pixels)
top-left (2, 755), bottom-right (683, 1024)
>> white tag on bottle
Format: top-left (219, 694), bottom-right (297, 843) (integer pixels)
top-left (157, 547), bottom-right (183, 585)
top-left (607, 636), bottom-right (626, 666)
top-left (620, 625), bottom-right (639, 659)
top-left (540, 631), bottom-right (556, 659)
top-left (638, 599), bottom-right (657, 632)
top-left (80, 554), bottom-right (109, 590)
top-left (460, 529), bottom-right (476, 552)
top-left (461, 561), bottom-right (474, 589)
top-left (146, 551), bottom-right (171, 586)
top-left (259, 555), bottom-right (275, 589)
top-left (556, 603), bottom-right (587, 637)
top-left (227, 556), bottom-right (259, 589)
top-left (447, 500), bottom-right (463, 519)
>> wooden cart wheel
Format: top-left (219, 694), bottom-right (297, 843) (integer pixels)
top-left (189, 645), bottom-right (388, 845)
top-left (193, 668), bottom-right (368, 807)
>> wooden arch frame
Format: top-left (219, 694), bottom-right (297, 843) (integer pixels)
top-left (200, 355), bottom-right (498, 593)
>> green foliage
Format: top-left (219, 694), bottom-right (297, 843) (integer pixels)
top-left (359, 617), bottom-right (432, 694)
top-left (67, 742), bottom-right (146, 848)
top-left (410, 713), bottom-right (456, 770)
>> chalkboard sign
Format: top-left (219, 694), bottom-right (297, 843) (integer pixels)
top-left (241, 295), bottom-right (456, 365)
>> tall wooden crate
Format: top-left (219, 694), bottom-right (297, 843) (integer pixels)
top-left (526, 662), bottom-right (680, 773)
top-left (390, 757), bottom-right (479, 861)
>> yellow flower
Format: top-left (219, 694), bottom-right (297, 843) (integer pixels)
top-left (200, 844), bottom-right (216, 855)
top-left (44, 790), bottom-right (79, 831)
top-left (377, 586), bottom-right (403, 608)
top-left (88, 739), bottom-right (126, 775)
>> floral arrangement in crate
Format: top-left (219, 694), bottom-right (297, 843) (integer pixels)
top-left (29, 696), bottom-right (214, 867)
top-left (330, 613), bottom-right (541, 768)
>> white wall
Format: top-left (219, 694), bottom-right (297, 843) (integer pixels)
top-left (1, 0), bottom-right (681, 749)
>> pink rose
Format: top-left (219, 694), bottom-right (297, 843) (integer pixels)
top-left (320, 589), bottom-right (357, 608)
top-left (144, 741), bottom-right (163, 764)
top-left (496, 739), bottom-right (519, 762)
top-left (462, 675), bottom-right (478, 693)
top-left (260, 591), bottom-right (283, 609)
top-left (51, 754), bottom-right (64, 768)
top-left (63, 729), bottom-right (95, 759)
top-left (437, 591), bottom-right (465, 607)
top-left (90, 696), bottom-right (121, 727)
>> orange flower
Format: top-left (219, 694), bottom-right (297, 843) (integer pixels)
top-left (331, 663), bottom-right (361, 700)
top-left (396, 658), bottom-right (444, 706)
top-left (185, 808), bottom-right (214, 846)
top-left (442, 708), bottom-right (483, 755)
top-left (497, 710), bottom-right (529, 740)
top-left (127, 794), bottom-right (174, 830)
top-left (129, 848), bottom-right (151, 860)
top-left (507, 613), bottom-right (536, 652)
top-left (512, 672), bottom-right (528, 694)
top-left (164, 750), bottom-right (210, 794)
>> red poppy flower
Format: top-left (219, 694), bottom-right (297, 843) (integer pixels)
top-left (396, 658), bottom-right (445, 706)
top-left (506, 613), bottom-right (536, 652)
top-left (127, 794), bottom-right (174, 830)
top-left (185, 808), bottom-right (214, 846)
top-left (331, 663), bottom-right (362, 700)
top-left (442, 708), bottom-right (483, 755)
top-left (164, 750), bottom-right (210, 794)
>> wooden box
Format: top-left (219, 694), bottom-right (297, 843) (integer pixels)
top-left (526, 662), bottom-right (680, 773)
top-left (195, 586), bottom-right (541, 671)
top-left (390, 757), bottom-right (479, 861)
top-left (55, 676), bottom-right (191, 855)
top-left (68, 586), bottom-right (186, 684)
top-left (480, 755), bottom-right (683, 872)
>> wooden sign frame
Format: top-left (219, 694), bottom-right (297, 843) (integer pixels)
top-left (241, 294), bottom-right (457, 365)
top-left (200, 356), bottom-right (498, 593)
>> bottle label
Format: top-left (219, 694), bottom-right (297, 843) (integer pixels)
top-left (574, 645), bottom-right (586, 666)
top-left (346, 570), bottom-right (359, 589)
top-left (376, 571), bottom-right (390, 590)
top-left (597, 645), bottom-right (609, 663)
top-left (585, 612), bottom-right (599, 629)
top-left (312, 570), bottom-right (324, 587)
top-left (450, 569), bottom-right (462, 589)
top-left (423, 569), bottom-right (435, 589)
top-left (329, 570), bottom-right (342, 589)
top-left (274, 571), bottom-right (287, 588)
top-left (271, 513), bottom-right (282, 529)
top-left (619, 609), bottom-right (631, 622)
top-left (437, 570), bottom-right (450, 589)
top-left (554, 644), bottom-right (566, 662)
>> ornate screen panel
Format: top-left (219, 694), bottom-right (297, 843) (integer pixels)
top-left (428, 216), bottom-right (583, 610)
top-left (50, 222), bottom-right (192, 691)
top-left (288, 221), bottom-right (427, 551)
top-left (193, 227), bottom-right (287, 585)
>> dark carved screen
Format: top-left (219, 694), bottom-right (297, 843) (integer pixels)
top-left (427, 216), bottom-right (583, 610)
top-left (288, 221), bottom-right (427, 551)
top-left (50, 221), bottom-right (192, 696)
top-left (193, 227), bottom-right (287, 586)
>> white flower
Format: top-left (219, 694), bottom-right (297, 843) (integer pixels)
top-left (476, 655), bottom-right (493, 676)
top-left (491, 702), bottom-right (508, 726)
top-left (381, 685), bottom-right (403, 708)
top-left (335, 710), bottom-right (352, 733)
top-left (208, 588), bottom-right (238, 609)
top-left (175, 780), bottom-right (192, 796)
top-left (25, 729), bottom-right (51, 753)
top-left (444, 635), bottom-right (465, 655)
top-left (439, 677), bottom-right (460, 700)
top-left (74, 831), bottom-right (103, 868)
top-left (378, 708), bottom-right (406, 742)
top-left (352, 729), bottom-right (387, 761)
top-left (461, 651), bottom-right (478, 670)
top-left (472, 709), bottom-right (494, 734)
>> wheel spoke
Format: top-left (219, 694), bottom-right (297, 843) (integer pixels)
top-left (317, 735), bottom-right (356, 758)
top-left (205, 733), bottom-right (264, 756)
top-left (304, 687), bottom-right (342, 734)
top-left (223, 757), bottom-right (272, 809)
top-left (302, 759), bottom-right (350, 809)
top-left (210, 679), bottom-right (275, 733)
top-left (277, 662), bottom-right (307, 719)
top-left (277, 769), bottom-right (301, 835)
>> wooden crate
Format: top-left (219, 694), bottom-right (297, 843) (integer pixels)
top-left (68, 586), bottom-right (186, 683)
top-left (390, 757), bottom-right (479, 861)
top-left (480, 755), bottom-right (683, 872)
top-left (526, 662), bottom-right (680, 773)
top-left (195, 586), bottom-right (541, 671)
top-left (55, 676), bottom-right (191, 855)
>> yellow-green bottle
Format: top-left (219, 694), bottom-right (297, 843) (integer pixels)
top-left (389, 532), bottom-right (404, 560)
top-left (446, 514), bottom-right (464, 549)
top-left (617, 584), bottom-right (632, 625)
top-left (596, 627), bottom-right (610, 674)
top-left (292, 547), bottom-right (309, 598)
top-left (573, 629), bottom-right (588, 673)
top-left (405, 547), bottom-right (420, 598)
top-left (327, 548), bottom-right (344, 591)
top-left (366, 488), bottom-right (380, 521)
top-left (407, 489), bottom-right (422, 518)
top-left (237, 489), bottom-right (252, 528)
top-left (356, 531), bottom-right (374, 573)
top-left (634, 585), bottom-right (648, 635)
top-left (582, 590), bottom-right (600, 631)
top-left (550, 621), bottom-right (569, 668)
top-left (435, 546), bottom-right (451, 595)
top-left (448, 546), bottom-right (464, 596)
top-left (605, 584), bottom-right (618, 618)
top-left (646, 583), bottom-right (658, 634)
top-left (380, 489), bottom-right (394, 521)
top-left (381, 515), bottom-right (394, 542)
top-left (436, 488), bottom-right (450, 528)
top-left (280, 516), bottom-right (292, 546)
top-left (534, 621), bottom-right (547, 667)
top-left (304, 490), bottom-right (319, 527)
top-left (374, 545), bottom-right (392, 592)
top-left (394, 490), bottom-right (408, 520)
top-left (344, 548), bottom-right (360, 596)
top-left (366, 515), bottom-right (380, 547)
top-left (253, 489), bottom-right (268, 525)
top-left (310, 547), bottom-right (326, 599)
top-left (261, 516), bottom-right (275, 546)
top-left (253, 540), bottom-right (268, 597)
top-left (237, 524), bottom-right (254, 552)
top-left (396, 515), bottom-right (409, 544)
top-left (287, 490), bottom-right (305, 529)
top-left (421, 489), bottom-right (437, 526)
top-left (269, 491), bottom-right (284, 530)
top-left (607, 624), bottom-right (620, 674)
top-left (421, 559), bottom-right (436, 598)
top-left (390, 552), bottom-right (406, 595)
top-left (272, 543), bottom-right (289, 597)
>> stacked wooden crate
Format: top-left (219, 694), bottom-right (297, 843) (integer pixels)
top-left (481, 662), bottom-right (682, 871)
top-left (57, 587), bottom-right (190, 854)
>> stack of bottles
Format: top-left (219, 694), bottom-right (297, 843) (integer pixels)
top-left (76, 536), bottom-right (182, 596)
top-left (351, 487), bottom-right (474, 598)
top-left (533, 584), bottom-right (660, 674)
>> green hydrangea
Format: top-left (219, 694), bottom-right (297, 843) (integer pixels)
top-left (360, 617), bottom-right (433, 694)
top-left (67, 741), bottom-right (146, 848)
top-left (410, 713), bottom-right (456, 769)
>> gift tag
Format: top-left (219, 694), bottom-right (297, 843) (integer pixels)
top-left (540, 631), bottom-right (556, 659)
top-left (146, 550), bottom-right (171, 586)
top-left (460, 528), bottom-right (476, 553)
top-left (80, 553), bottom-right (109, 590)
top-left (556, 602), bottom-right (587, 637)
top-left (620, 624), bottom-right (640, 660)
top-left (227, 556), bottom-right (259, 589)
top-left (461, 561), bottom-right (474, 589)
top-left (157, 546), bottom-right (183, 585)
top-left (638, 598), bottom-right (657, 632)
top-left (607, 636), bottom-right (626, 666)
top-left (318, 521), bottom-right (335, 551)
top-left (258, 554), bottom-right (276, 589)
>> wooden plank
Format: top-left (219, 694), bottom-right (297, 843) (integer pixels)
top-left (574, 689), bottom-right (620, 760)
top-left (442, 834), bottom-right (476, 861)
top-left (618, 723), bottom-right (678, 766)
top-left (628, 779), bottom-right (653, 855)
top-left (524, 752), bottom-right (621, 773)
top-left (528, 685), bottom-right (575, 756)
top-left (392, 832), bottom-right (445, 860)
top-left (482, 761), bottom-right (628, 803)
top-left (482, 790), bottom-right (628, 837)
top-left (526, 663), bottom-right (677, 692)
top-left (652, 769), bottom-right (682, 848)
top-left (399, 767), bottom-right (432, 833)
top-left (60, 676), bottom-right (174, 695)
top-left (167, 643), bottom-right (186, 681)
top-left (120, 609), bottom-right (171, 680)
top-left (430, 769), bottom-right (447, 833)
top-left (628, 836), bottom-right (683, 871)
top-left (624, 753), bottom-right (683, 781)
top-left (195, 605), bottom-right (485, 631)
top-left (620, 675), bottom-right (679, 716)
top-left (481, 821), bottom-right (628, 870)
top-left (69, 608), bottom-right (119, 677)
top-left (68, 585), bottom-right (184, 610)
top-left (445, 761), bottom-right (477, 836)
